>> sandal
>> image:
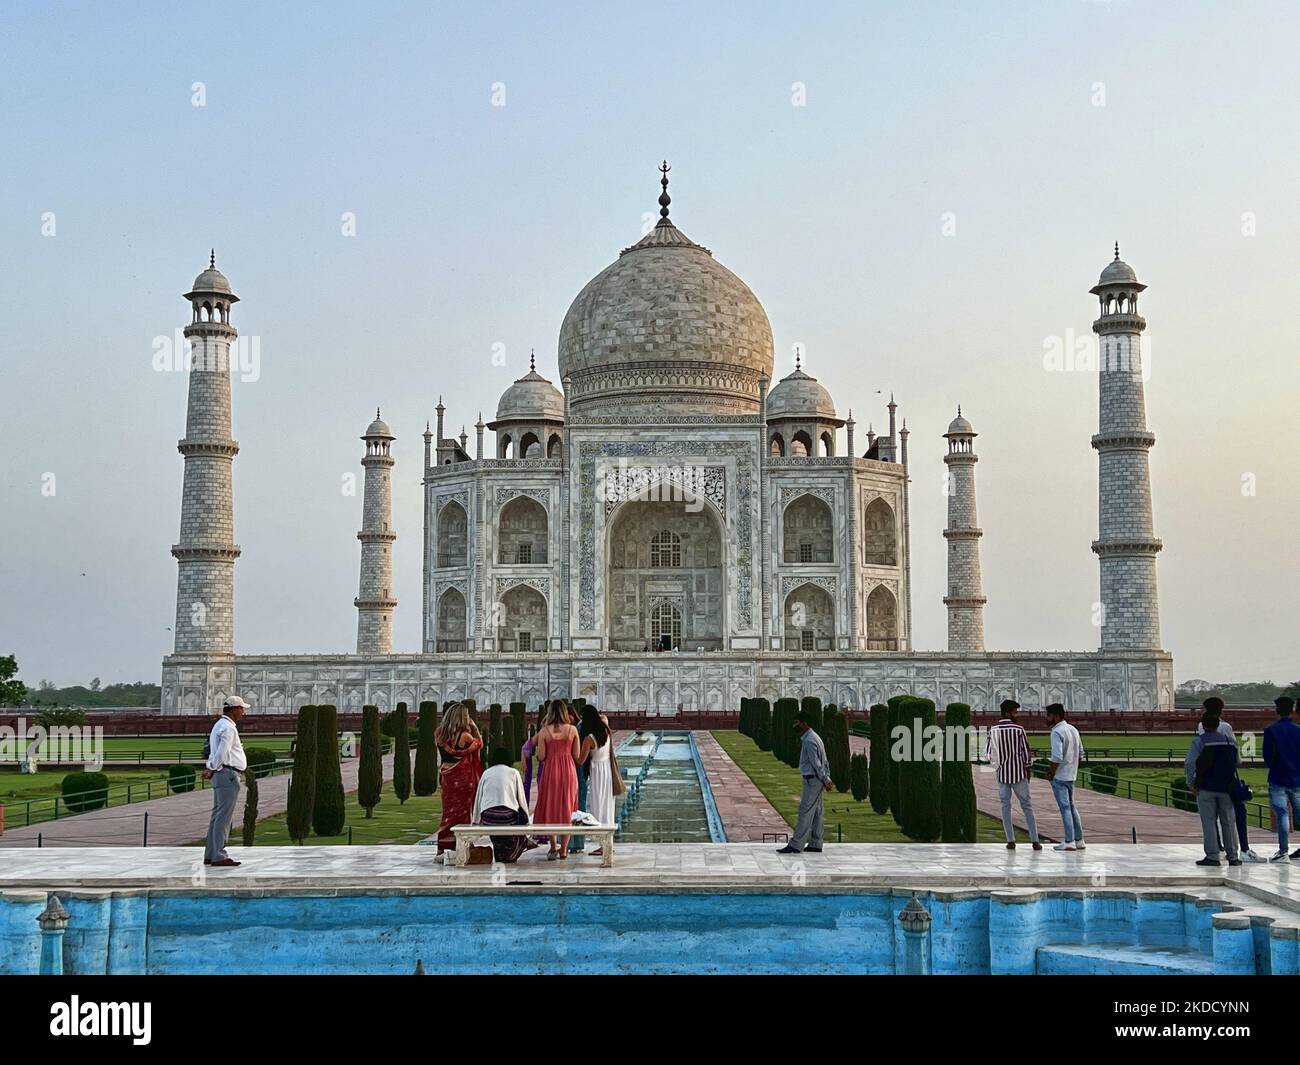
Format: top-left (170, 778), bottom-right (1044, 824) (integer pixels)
top-left (547, 850), bottom-right (558, 861)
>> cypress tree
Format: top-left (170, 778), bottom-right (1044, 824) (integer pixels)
top-left (800, 696), bottom-right (823, 736)
top-left (489, 703), bottom-right (503, 750)
top-left (941, 702), bottom-right (978, 842)
top-left (887, 694), bottom-right (909, 825)
top-left (242, 767), bottom-right (259, 847)
top-left (312, 705), bottom-right (347, 837)
top-left (773, 698), bottom-right (799, 766)
top-left (509, 702), bottom-right (527, 760)
top-left (899, 698), bottom-right (942, 841)
top-left (850, 751), bottom-right (869, 802)
top-left (392, 701), bottom-right (412, 805)
top-left (500, 716), bottom-right (517, 765)
top-left (358, 705), bottom-right (383, 819)
top-left (868, 703), bottom-right (890, 814)
top-left (754, 698), bottom-right (772, 751)
top-left (738, 697), bottom-right (749, 737)
top-left (827, 707), bottom-right (851, 792)
top-left (462, 698), bottom-right (478, 728)
top-left (413, 701), bottom-right (438, 796)
top-left (286, 705), bottom-right (317, 844)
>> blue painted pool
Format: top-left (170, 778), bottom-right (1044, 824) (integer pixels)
top-left (2, 886), bottom-right (1293, 975)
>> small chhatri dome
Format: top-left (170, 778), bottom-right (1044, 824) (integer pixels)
top-left (364, 408), bottom-right (394, 439)
top-left (494, 352), bottom-right (565, 423)
top-left (189, 249), bottom-right (235, 296)
top-left (946, 405), bottom-right (974, 435)
top-left (766, 355), bottom-right (838, 421)
top-left (1096, 241), bottom-right (1139, 285)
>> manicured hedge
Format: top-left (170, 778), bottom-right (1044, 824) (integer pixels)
top-left (244, 746), bottom-right (277, 779)
top-left (1090, 764), bottom-right (1119, 795)
top-left (941, 702), bottom-right (977, 842)
top-left (1170, 775), bottom-right (1196, 812)
top-left (286, 705), bottom-right (317, 843)
top-left (886, 695), bottom-right (909, 825)
top-left (312, 705), bottom-right (347, 837)
top-left (754, 698), bottom-right (772, 751)
top-left (358, 705), bottom-right (383, 819)
top-left (868, 704), bottom-right (890, 814)
top-left (414, 701), bottom-right (438, 796)
top-left (242, 767), bottom-right (259, 847)
top-left (392, 701), bottom-right (411, 805)
top-left (824, 705), bottom-right (851, 792)
top-left (899, 697), bottom-right (942, 841)
top-left (773, 699), bottom-right (799, 767)
top-left (800, 696), bottom-right (823, 736)
top-left (850, 752), bottom-right (869, 802)
top-left (62, 771), bottom-right (110, 813)
top-left (509, 702), bottom-right (527, 760)
top-left (167, 764), bottom-right (197, 794)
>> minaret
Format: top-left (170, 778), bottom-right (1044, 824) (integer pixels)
top-left (172, 253), bottom-right (241, 654)
top-left (355, 410), bottom-right (397, 654)
top-left (1090, 245), bottom-right (1162, 649)
top-left (942, 407), bottom-right (986, 651)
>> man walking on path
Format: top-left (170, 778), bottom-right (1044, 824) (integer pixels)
top-left (1263, 696), bottom-right (1300, 862)
top-left (987, 700), bottom-right (1042, 851)
top-left (203, 696), bottom-right (249, 868)
top-left (1045, 703), bottom-right (1085, 851)
top-left (1186, 710), bottom-right (1241, 867)
top-left (777, 710), bottom-right (833, 855)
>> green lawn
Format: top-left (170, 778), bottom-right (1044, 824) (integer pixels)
top-left (9, 735), bottom-right (295, 763)
top-left (712, 730), bottom-right (1021, 843)
top-left (0, 768), bottom-right (182, 829)
top-left (246, 789), bottom-right (444, 847)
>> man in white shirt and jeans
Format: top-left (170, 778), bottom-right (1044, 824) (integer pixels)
top-left (1045, 703), bottom-right (1086, 851)
top-left (203, 696), bottom-right (249, 867)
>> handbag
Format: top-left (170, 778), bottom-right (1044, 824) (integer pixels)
top-left (1232, 777), bottom-right (1253, 803)
top-left (610, 747), bottom-right (626, 797)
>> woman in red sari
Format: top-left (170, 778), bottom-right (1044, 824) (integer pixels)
top-left (435, 701), bottom-right (484, 854)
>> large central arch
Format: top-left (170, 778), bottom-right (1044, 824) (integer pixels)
top-left (605, 498), bottom-right (725, 650)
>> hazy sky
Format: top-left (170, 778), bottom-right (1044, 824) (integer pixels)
top-left (2, 1), bottom-right (1296, 688)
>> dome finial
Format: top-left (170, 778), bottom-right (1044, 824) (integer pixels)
top-left (658, 160), bottom-right (671, 220)
top-left (209, 248), bottom-right (216, 269)
top-left (1114, 241), bottom-right (1120, 261)
top-left (957, 404), bottom-right (962, 417)
top-left (530, 347), bottom-right (535, 372)
top-left (795, 346), bottom-right (802, 371)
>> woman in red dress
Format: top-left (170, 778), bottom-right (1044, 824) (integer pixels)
top-left (435, 701), bottom-right (484, 854)
top-left (534, 699), bottom-right (580, 859)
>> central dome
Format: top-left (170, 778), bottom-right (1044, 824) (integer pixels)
top-left (558, 183), bottom-right (773, 417)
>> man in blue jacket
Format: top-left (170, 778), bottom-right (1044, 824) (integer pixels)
top-left (1263, 696), bottom-right (1300, 862)
top-left (1185, 713), bottom-right (1241, 867)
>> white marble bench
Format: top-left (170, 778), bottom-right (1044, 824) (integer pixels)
top-left (451, 823), bottom-right (615, 868)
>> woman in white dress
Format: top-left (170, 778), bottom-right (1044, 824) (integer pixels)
top-left (577, 705), bottom-right (615, 856)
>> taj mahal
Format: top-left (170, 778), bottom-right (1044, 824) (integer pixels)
top-left (161, 165), bottom-right (1174, 714)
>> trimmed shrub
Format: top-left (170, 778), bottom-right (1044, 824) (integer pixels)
top-left (358, 705), bottom-right (382, 819)
top-left (800, 696), bottom-right (823, 736)
top-left (825, 706), bottom-right (851, 792)
top-left (1170, 775), bottom-right (1197, 812)
top-left (61, 771), bottom-right (110, 812)
top-left (167, 764), bottom-right (197, 794)
top-left (509, 702), bottom-right (527, 760)
top-left (242, 767), bottom-right (259, 847)
top-left (462, 699), bottom-right (478, 730)
top-left (312, 705), bottom-right (347, 837)
top-left (414, 701), bottom-right (438, 796)
top-left (773, 699), bottom-right (799, 767)
top-left (899, 698), bottom-right (942, 841)
top-left (850, 720), bottom-right (869, 737)
top-left (941, 702), bottom-right (978, 843)
top-left (1090, 764), bottom-right (1119, 795)
top-left (392, 701), bottom-right (411, 805)
top-left (244, 746), bottom-right (277, 779)
top-left (500, 717), bottom-right (517, 765)
top-left (754, 698), bottom-right (772, 751)
top-left (286, 706), bottom-right (317, 843)
top-left (850, 752), bottom-right (869, 802)
top-left (738, 697), bottom-right (750, 738)
top-left (868, 704), bottom-right (890, 814)
top-left (489, 704), bottom-right (503, 751)
top-left (379, 710), bottom-right (398, 738)
top-left (886, 695), bottom-right (909, 824)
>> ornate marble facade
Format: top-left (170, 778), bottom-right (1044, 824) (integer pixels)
top-left (161, 170), bottom-right (1173, 714)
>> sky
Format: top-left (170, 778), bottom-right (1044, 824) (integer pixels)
top-left (1, 1), bottom-right (1296, 688)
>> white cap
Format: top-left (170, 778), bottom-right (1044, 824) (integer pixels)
top-left (223, 695), bottom-right (249, 709)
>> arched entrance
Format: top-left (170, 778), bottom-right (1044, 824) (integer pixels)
top-left (605, 498), bottom-right (724, 650)
top-left (783, 582), bottom-right (835, 651)
top-left (865, 584), bottom-right (898, 650)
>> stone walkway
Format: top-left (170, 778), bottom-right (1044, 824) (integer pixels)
top-left (846, 735), bottom-right (1205, 845)
top-left (693, 731), bottom-right (789, 841)
top-left (0, 752), bottom-right (398, 848)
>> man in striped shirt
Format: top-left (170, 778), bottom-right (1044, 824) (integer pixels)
top-left (987, 700), bottom-right (1042, 851)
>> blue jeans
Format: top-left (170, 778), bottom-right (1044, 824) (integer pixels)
top-left (1269, 784), bottom-right (1300, 851)
top-left (1051, 778), bottom-right (1084, 843)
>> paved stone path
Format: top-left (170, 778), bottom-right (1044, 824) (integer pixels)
top-left (0, 753), bottom-right (398, 848)
top-left (846, 735), bottom-right (1205, 845)
top-left (693, 730), bottom-right (789, 841)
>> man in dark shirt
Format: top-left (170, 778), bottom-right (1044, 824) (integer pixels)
top-left (1185, 713), bottom-right (1241, 867)
top-left (1263, 696), bottom-right (1300, 861)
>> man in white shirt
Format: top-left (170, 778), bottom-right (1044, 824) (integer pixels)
top-left (472, 747), bottom-right (533, 863)
top-left (1045, 703), bottom-right (1086, 851)
top-left (203, 696), bottom-right (249, 867)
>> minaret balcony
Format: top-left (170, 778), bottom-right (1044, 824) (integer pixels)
top-left (177, 438), bottom-right (240, 458)
top-left (354, 596), bottom-right (398, 610)
top-left (1092, 313), bottom-right (1146, 334)
top-left (942, 595), bottom-right (988, 607)
top-left (1091, 431), bottom-right (1156, 451)
top-left (357, 530), bottom-right (397, 544)
top-left (942, 527), bottom-right (983, 540)
top-left (1091, 538), bottom-right (1163, 557)
top-left (171, 543), bottom-right (242, 561)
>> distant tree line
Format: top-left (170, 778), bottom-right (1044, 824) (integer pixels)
top-left (1175, 680), bottom-right (1299, 705)
top-left (0, 658), bottom-right (162, 708)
